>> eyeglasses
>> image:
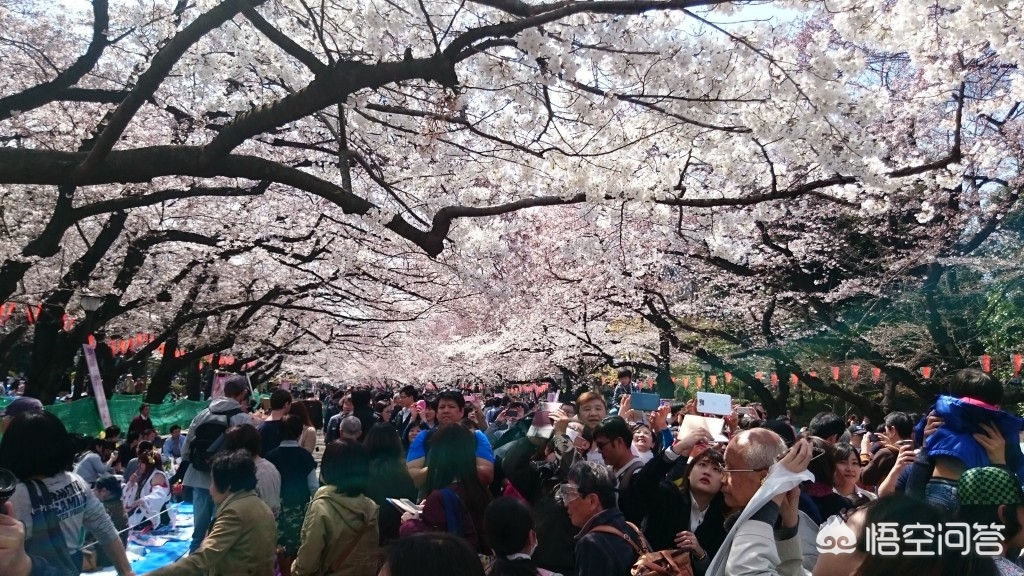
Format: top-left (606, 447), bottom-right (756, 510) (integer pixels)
top-left (721, 468), bottom-right (763, 479)
top-left (594, 440), bottom-right (613, 451)
top-left (722, 445), bottom-right (826, 479)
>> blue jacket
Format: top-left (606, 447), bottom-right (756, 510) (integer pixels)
top-left (915, 395), bottom-right (1024, 480)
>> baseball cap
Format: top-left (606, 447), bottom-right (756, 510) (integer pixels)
top-left (959, 467), bottom-right (1024, 506)
top-left (0, 397), bottom-right (44, 418)
top-left (848, 424), bottom-right (867, 435)
top-left (340, 416), bottom-right (362, 438)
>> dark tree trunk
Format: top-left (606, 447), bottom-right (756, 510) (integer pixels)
top-left (185, 357), bottom-right (202, 400)
top-left (146, 337), bottom-right (179, 403)
top-left (655, 329), bottom-right (675, 399)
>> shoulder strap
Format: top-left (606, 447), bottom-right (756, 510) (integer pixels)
top-left (587, 525), bottom-right (645, 555)
top-left (326, 513), bottom-right (372, 574)
top-left (440, 487), bottom-right (464, 537)
top-left (585, 520), bottom-right (647, 553)
top-left (623, 521), bottom-right (651, 553)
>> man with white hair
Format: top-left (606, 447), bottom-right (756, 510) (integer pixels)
top-left (720, 429), bottom-right (812, 576)
top-left (339, 415), bottom-right (362, 441)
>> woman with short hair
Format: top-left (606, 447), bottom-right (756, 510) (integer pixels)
top-left (292, 440), bottom-right (380, 576)
top-left (0, 411), bottom-right (135, 576)
top-left (148, 450), bottom-right (278, 576)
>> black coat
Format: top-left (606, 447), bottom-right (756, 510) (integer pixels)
top-left (575, 508), bottom-right (642, 576)
top-left (501, 438), bottom-right (576, 575)
top-left (630, 451), bottom-right (729, 562)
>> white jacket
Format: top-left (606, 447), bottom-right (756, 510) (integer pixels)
top-left (125, 470), bottom-right (171, 527)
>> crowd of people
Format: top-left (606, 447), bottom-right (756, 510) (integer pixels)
top-left (1, 367), bottom-right (1023, 576)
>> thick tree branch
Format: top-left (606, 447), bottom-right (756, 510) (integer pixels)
top-left (0, 0), bottom-right (109, 121)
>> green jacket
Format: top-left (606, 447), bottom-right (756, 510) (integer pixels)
top-left (292, 486), bottom-right (380, 576)
top-left (149, 490), bottom-right (277, 576)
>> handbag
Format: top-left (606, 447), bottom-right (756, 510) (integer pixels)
top-left (588, 522), bottom-right (694, 576)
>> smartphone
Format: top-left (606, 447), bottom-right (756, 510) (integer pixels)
top-left (416, 400), bottom-right (426, 412)
top-left (869, 434), bottom-right (879, 443)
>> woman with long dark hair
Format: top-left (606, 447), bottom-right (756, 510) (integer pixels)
top-left (288, 401), bottom-right (318, 453)
top-left (485, 497), bottom-right (562, 576)
top-left (399, 424), bottom-right (492, 553)
top-left (122, 450), bottom-right (171, 529)
top-left (363, 423), bottom-right (417, 545)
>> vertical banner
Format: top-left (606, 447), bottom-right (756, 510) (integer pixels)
top-left (82, 344), bottom-right (112, 427)
top-left (211, 373), bottom-right (227, 399)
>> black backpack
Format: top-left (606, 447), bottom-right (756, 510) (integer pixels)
top-left (187, 407), bottom-right (242, 472)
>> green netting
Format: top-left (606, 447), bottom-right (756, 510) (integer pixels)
top-left (0, 394), bottom-right (211, 436)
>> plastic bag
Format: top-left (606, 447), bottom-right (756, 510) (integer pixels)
top-left (706, 462), bottom-right (814, 576)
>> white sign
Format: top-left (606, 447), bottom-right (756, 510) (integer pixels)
top-left (696, 391), bottom-right (732, 416)
top-left (679, 414), bottom-right (727, 442)
top-left (82, 344), bottom-right (112, 427)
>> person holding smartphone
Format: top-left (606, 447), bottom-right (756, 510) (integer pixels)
top-left (484, 402), bottom-right (527, 444)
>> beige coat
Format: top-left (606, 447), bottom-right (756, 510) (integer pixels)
top-left (149, 490), bottom-right (277, 576)
top-left (292, 486), bottom-right (380, 576)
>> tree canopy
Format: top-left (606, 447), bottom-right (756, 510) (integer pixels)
top-left (0, 0), bottom-right (1021, 410)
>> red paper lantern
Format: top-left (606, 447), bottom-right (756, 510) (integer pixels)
top-left (87, 334), bottom-right (97, 347)
top-left (809, 371), bottom-right (818, 378)
top-left (1014, 354), bottom-right (1023, 376)
top-left (770, 373), bottom-right (778, 388)
top-left (790, 373), bottom-right (799, 387)
top-left (832, 366), bottom-right (840, 381)
top-left (922, 366), bottom-right (932, 379)
top-left (710, 375), bottom-right (718, 387)
top-left (871, 367), bottom-right (881, 381)
top-left (725, 372), bottom-right (732, 383)
top-left (682, 376), bottom-right (690, 389)
top-left (755, 372), bottom-right (763, 381)
top-left (980, 355), bottom-right (991, 373)
top-left (851, 364), bottom-right (860, 379)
